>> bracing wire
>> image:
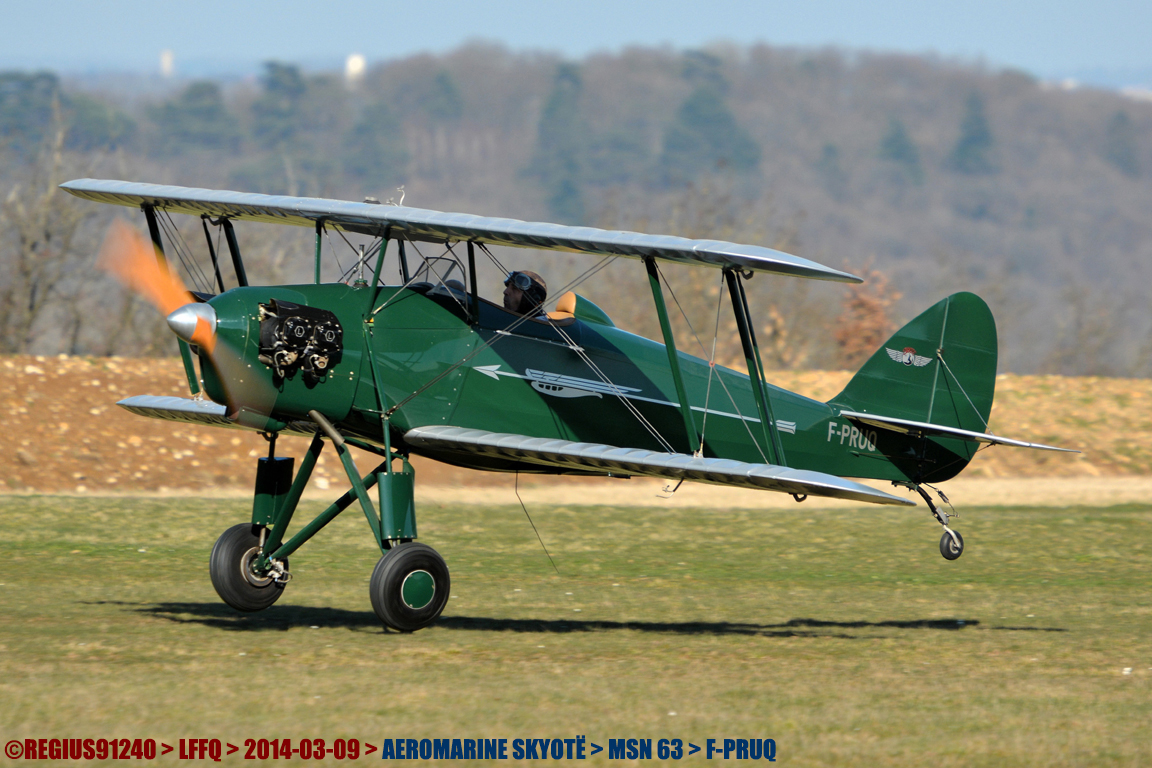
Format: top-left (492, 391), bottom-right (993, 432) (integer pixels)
top-left (370, 237), bottom-right (487, 318)
top-left (440, 241), bottom-right (470, 278)
top-left (156, 210), bottom-right (213, 294)
top-left (384, 252), bottom-right (619, 417)
top-left (332, 232), bottom-right (383, 284)
top-left (381, 245), bottom-right (688, 458)
top-left (477, 247), bottom-right (673, 450)
top-left (936, 352), bottom-right (991, 431)
top-left (338, 240), bottom-right (382, 284)
top-left (162, 210), bottom-right (212, 292)
top-left (404, 240), bottom-right (470, 315)
top-left (323, 227), bottom-right (346, 277)
top-left (695, 271), bottom-right (727, 456)
top-left (922, 481), bottom-right (957, 518)
top-left (213, 222), bottom-right (226, 290)
top-left (656, 267), bottom-right (769, 464)
top-left (550, 320), bottom-right (676, 453)
top-left (477, 242), bottom-right (507, 274)
top-left (515, 471), bottom-right (560, 575)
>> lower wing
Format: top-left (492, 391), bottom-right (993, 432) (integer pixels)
top-left (113, 398), bottom-right (917, 506)
top-left (403, 426), bottom-right (914, 506)
top-left (116, 395), bottom-right (315, 436)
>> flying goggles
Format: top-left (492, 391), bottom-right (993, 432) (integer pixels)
top-left (504, 271), bottom-right (536, 291)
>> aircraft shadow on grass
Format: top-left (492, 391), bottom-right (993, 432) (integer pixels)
top-left (94, 601), bottom-right (1061, 637)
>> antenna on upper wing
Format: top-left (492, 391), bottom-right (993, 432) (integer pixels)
top-left (385, 186), bottom-right (405, 206)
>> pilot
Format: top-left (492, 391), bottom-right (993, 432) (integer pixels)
top-left (503, 270), bottom-right (548, 319)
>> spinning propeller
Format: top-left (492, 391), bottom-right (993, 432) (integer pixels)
top-left (98, 219), bottom-right (275, 416)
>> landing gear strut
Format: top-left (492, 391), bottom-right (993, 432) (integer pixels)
top-left (207, 412), bottom-right (451, 632)
top-left (912, 485), bottom-right (964, 561)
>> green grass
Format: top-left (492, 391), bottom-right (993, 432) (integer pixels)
top-left (1, 494), bottom-right (1150, 766)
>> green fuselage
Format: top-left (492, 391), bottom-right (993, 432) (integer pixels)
top-left (201, 282), bottom-right (970, 485)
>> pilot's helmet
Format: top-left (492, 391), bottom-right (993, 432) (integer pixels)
top-left (505, 270), bottom-right (547, 311)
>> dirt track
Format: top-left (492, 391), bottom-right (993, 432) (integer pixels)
top-left (3, 355), bottom-right (1150, 505)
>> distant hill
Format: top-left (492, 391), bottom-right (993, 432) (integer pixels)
top-left (1, 43), bottom-right (1150, 375)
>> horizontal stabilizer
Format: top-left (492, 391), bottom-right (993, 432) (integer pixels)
top-left (839, 410), bottom-right (1076, 453)
top-left (116, 395), bottom-right (315, 436)
top-left (404, 426), bottom-right (915, 506)
top-left (60, 179), bottom-right (860, 282)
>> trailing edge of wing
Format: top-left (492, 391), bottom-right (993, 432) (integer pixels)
top-left (60, 178), bottom-right (861, 282)
top-left (839, 410), bottom-right (1077, 452)
top-left (116, 395), bottom-right (316, 436)
top-left (403, 426), bottom-right (915, 506)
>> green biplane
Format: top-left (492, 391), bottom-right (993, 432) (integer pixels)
top-left (61, 179), bottom-right (1071, 632)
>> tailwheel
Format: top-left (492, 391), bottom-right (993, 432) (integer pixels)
top-left (369, 542), bottom-right (450, 632)
top-left (911, 484), bottom-right (965, 561)
top-left (209, 524), bottom-right (289, 612)
top-left (939, 529), bottom-right (964, 561)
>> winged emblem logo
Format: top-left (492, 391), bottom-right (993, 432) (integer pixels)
top-left (886, 346), bottom-right (932, 367)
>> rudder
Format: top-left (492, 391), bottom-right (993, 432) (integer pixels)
top-left (829, 292), bottom-right (997, 435)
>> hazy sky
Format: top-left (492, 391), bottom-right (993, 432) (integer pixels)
top-left (7, 0), bottom-right (1152, 85)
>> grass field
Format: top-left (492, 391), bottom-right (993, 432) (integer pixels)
top-left (1, 493), bottom-right (1150, 766)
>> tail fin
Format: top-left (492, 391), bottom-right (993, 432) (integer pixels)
top-left (829, 292), bottom-right (997, 435)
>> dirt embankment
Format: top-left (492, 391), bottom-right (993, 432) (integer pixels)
top-left (1, 356), bottom-right (1146, 496)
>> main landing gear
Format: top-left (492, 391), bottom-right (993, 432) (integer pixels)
top-left (209, 523), bottom-right (290, 611)
top-left (369, 543), bottom-right (451, 632)
top-left (207, 416), bottom-right (450, 632)
top-left (911, 484), bottom-right (965, 561)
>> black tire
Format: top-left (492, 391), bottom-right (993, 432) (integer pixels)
top-left (940, 529), bottom-right (964, 561)
top-left (369, 542), bottom-right (450, 632)
top-left (209, 524), bottom-right (288, 612)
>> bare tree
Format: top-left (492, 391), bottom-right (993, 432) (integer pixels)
top-left (0, 112), bottom-right (92, 352)
top-left (588, 179), bottom-right (822, 371)
top-left (833, 265), bottom-right (901, 370)
top-left (1041, 283), bottom-right (1135, 377)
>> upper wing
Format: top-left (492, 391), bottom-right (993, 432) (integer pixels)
top-left (60, 178), bottom-right (861, 283)
top-left (403, 425), bottom-right (915, 506)
top-left (839, 410), bottom-right (1077, 452)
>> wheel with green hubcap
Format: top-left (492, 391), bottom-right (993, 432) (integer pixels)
top-left (369, 542), bottom-right (450, 632)
top-left (209, 523), bottom-right (288, 612)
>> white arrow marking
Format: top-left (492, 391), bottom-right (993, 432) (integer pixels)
top-left (473, 363), bottom-right (779, 427)
top-left (472, 364), bottom-right (526, 381)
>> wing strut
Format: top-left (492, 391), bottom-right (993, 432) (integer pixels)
top-left (141, 202), bottom-right (200, 396)
top-left (644, 257), bottom-right (700, 454)
top-left (220, 218), bottom-right (249, 287)
top-left (200, 217), bottom-right (227, 293)
top-left (314, 218), bottom-right (324, 284)
top-left (724, 268), bottom-right (785, 466)
top-left (467, 241), bottom-right (480, 322)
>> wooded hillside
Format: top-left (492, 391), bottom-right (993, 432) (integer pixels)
top-left (2, 44), bottom-right (1150, 375)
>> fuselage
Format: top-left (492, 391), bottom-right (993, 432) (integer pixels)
top-left (200, 281), bottom-right (967, 484)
